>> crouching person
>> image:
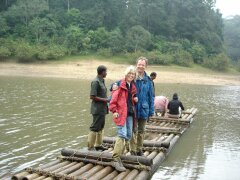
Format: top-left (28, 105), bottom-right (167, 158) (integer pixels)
top-left (167, 93), bottom-right (184, 118)
top-left (109, 66), bottom-right (138, 172)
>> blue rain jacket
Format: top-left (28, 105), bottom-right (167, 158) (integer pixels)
top-left (135, 72), bottom-right (154, 120)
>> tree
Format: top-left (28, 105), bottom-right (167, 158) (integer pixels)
top-left (0, 15), bottom-right (9, 36)
top-left (28, 17), bottom-right (56, 43)
top-left (6, 0), bottom-right (49, 26)
top-left (224, 15), bottom-right (240, 61)
top-left (63, 25), bottom-right (85, 54)
top-left (126, 25), bottom-right (152, 52)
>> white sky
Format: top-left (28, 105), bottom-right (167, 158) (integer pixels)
top-left (215, 0), bottom-right (240, 17)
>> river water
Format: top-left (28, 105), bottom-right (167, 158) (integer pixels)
top-left (0, 76), bottom-right (239, 179)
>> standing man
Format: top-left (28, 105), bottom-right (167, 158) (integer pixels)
top-left (131, 57), bottom-right (154, 156)
top-left (88, 65), bottom-right (109, 151)
top-left (150, 72), bottom-right (157, 97)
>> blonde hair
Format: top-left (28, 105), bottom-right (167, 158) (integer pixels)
top-left (124, 65), bottom-right (136, 76)
top-left (136, 56), bottom-right (148, 66)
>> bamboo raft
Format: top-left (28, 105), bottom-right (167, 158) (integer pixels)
top-left (12, 107), bottom-right (197, 180)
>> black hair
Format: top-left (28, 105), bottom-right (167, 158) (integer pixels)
top-left (97, 65), bottom-right (107, 75)
top-left (150, 72), bottom-right (157, 77)
top-left (173, 93), bottom-right (178, 100)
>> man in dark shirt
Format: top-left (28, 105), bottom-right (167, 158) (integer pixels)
top-left (167, 93), bottom-right (184, 118)
top-left (88, 65), bottom-right (109, 151)
top-left (150, 72), bottom-right (157, 97)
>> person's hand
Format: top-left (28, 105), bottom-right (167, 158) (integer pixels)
top-left (133, 97), bottom-right (138, 103)
top-left (106, 98), bottom-right (110, 103)
top-left (112, 83), bottom-right (118, 91)
top-left (113, 112), bottom-right (119, 118)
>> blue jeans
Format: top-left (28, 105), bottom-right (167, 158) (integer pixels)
top-left (117, 116), bottom-right (133, 140)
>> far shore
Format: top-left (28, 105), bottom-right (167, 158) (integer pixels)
top-left (0, 60), bottom-right (240, 86)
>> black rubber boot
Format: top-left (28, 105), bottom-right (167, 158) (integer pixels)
top-left (95, 145), bottom-right (108, 151)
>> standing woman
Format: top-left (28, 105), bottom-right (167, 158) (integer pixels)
top-left (109, 66), bottom-right (138, 172)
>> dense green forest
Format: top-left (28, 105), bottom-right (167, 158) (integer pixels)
top-left (0, 0), bottom-right (238, 71)
top-left (224, 16), bottom-right (240, 67)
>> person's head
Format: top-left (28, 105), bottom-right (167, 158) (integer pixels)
top-left (97, 65), bottom-right (107, 78)
top-left (136, 56), bottom-right (148, 74)
top-left (173, 93), bottom-right (178, 100)
top-left (125, 65), bottom-right (136, 82)
top-left (150, 72), bottom-right (157, 80)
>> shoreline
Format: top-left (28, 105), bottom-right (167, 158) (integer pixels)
top-left (0, 61), bottom-right (240, 86)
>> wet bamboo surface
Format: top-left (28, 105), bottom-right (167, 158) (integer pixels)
top-left (12, 108), bottom-right (197, 180)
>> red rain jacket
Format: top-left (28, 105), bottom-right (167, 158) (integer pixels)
top-left (109, 79), bottom-right (137, 126)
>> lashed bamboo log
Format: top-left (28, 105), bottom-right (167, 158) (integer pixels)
top-left (145, 128), bottom-right (180, 134)
top-left (58, 156), bottom-right (151, 171)
top-left (150, 117), bottom-right (191, 124)
top-left (23, 161), bottom-right (71, 180)
top-left (32, 177), bottom-right (45, 180)
top-left (113, 169), bottom-right (131, 180)
top-left (77, 165), bottom-right (104, 179)
top-left (52, 162), bottom-right (77, 173)
top-left (123, 169), bottom-right (139, 180)
top-left (68, 163), bottom-right (94, 176)
top-left (61, 148), bottom-right (153, 166)
top-left (88, 166), bottom-right (114, 180)
top-left (22, 160), bottom-right (62, 180)
top-left (101, 170), bottom-right (118, 180)
top-left (135, 135), bottom-right (180, 180)
top-left (58, 162), bottom-right (84, 175)
top-left (25, 167), bottom-right (76, 180)
top-left (42, 162), bottom-right (78, 180)
top-left (12, 172), bottom-right (30, 180)
top-left (103, 137), bottom-right (170, 148)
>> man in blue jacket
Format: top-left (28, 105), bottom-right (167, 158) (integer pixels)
top-left (131, 56), bottom-right (154, 156)
top-left (111, 57), bottom-right (154, 156)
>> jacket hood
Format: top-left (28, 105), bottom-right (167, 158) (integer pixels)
top-left (173, 93), bottom-right (178, 100)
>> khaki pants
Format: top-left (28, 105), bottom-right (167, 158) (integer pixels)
top-left (129, 118), bottom-right (146, 152)
top-left (112, 137), bottom-right (125, 159)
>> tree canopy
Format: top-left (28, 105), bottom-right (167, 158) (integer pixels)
top-left (0, 0), bottom-right (233, 71)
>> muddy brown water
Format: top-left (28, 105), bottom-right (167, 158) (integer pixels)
top-left (0, 76), bottom-right (239, 179)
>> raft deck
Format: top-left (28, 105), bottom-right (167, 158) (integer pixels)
top-left (12, 107), bottom-right (197, 180)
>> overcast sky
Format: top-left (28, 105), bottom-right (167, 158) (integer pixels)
top-left (215, 0), bottom-right (240, 18)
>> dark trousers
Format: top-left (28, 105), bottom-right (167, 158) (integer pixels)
top-left (90, 114), bottom-right (105, 132)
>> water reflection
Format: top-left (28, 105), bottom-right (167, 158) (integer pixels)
top-left (152, 85), bottom-right (240, 180)
top-left (0, 76), bottom-right (239, 179)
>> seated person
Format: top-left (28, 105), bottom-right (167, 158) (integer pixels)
top-left (167, 93), bottom-right (184, 118)
top-left (154, 96), bottom-right (168, 117)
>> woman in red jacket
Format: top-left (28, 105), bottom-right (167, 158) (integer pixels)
top-left (109, 66), bottom-right (138, 172)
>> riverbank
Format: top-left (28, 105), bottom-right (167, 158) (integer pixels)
top-left (0, 60), bottom-right (240, 86)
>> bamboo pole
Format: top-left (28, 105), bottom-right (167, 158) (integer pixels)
top-left (52, 162), bottom-right (77, 173)
top-left (88, 166), bottom-right (114, 180)
top-left (33, 177), bottom-right (46, 180)
top-left (59, 162), bottom-right (84, 175)
top-left (61, 148), bottom-right (153, 166)
top-left (123, 169), bottom-right (139, 180)
top-left (22, 160), bottom-right (62, 180)
top-left (113, 169), bottom-right (131, 180)
top-left (42, 162), bottom-right (78, 180)
top-left (58, 156), bottom-right (151, 171)
top-left (135, 135), bottom-right (180, 180)
top-left (12, 172), bottom-right (30, 180)
top-left (103, 137), bottom-right (170, 148)
top-left (68, 163), bottom-right (94, 176)
top-left (77, 165), bottom-right (104, 179)
top-left (23, 161), bottom-right (71, 180)
top-left (101, 170), bottom-right (118, 180)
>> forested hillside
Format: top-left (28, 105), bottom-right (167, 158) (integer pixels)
top-left (0, 0), bottom-right (235, 71)
top-left (224, 16), bottom-right (240, 66)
